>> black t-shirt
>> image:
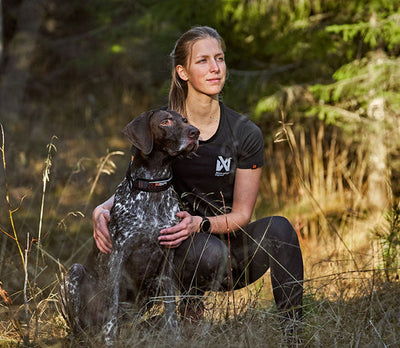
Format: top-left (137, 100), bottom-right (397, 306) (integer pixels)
top-left (172, 102), bottom-right (264, 216)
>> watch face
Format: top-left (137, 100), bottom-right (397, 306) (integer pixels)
top-left (201, 218), bottom-right (211, 233)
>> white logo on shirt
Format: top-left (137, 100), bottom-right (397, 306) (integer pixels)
top-left (215, 156), bottom-right (231, 176)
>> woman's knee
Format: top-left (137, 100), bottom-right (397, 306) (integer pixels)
top-left (174, 234), bottom-right (230, 290)
top-left (203, 238), bottom-right (230, 273)
top-left (260, 216), bottom-right (299, 247)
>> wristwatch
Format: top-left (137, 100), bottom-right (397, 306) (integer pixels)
top-left (199, 217), bottom-right (211, 233)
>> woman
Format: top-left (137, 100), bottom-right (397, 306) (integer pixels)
top-left (93, 26), bottom-right (303, 334)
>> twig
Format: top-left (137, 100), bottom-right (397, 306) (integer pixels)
top-left (278, 114), bottom-right (362, 276)
top-left (1, 124), bottom-right (34, 343)
top-left (220, 191), bottom-right (237, 319)
top-left (0, 282), bottom-right (23, 338)
top-left (369, 320), bottom-right (388, 348)
top-left (37, 136), bottom-right (57, 257)
top-left (0, 124), bottom-right (25, 269)
top-left (33, 136), bottom-right (57, 342)
top-left (86, 150), bottom-right (124, 210)
top-left (186, 190), bottom-right (303, 292)
top-left (0, 224), bottom-right (16, 240)
top-left (24, 233), bottom-right (30, 346)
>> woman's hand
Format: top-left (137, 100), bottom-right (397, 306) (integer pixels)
top-left (158, 211), bottom-right (202, 248)
top-left (93, 205), bottom-right (113, 254)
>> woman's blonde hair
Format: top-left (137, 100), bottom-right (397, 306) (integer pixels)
top-left (169, 26), bottom-right (226, 115)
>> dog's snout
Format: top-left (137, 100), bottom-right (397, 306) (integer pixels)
top-left (188, 126), bottom-right (200, 139)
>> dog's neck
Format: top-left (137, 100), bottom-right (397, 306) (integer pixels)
top-left (128, 150), bottom-right (173, 181)
top-left (126, 151), bottom-right (174, 193)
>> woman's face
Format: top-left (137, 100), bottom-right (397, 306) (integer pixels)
top-left (177, 37), bottom-right (226, 98)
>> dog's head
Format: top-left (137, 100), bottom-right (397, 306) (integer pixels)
top-left (122, 110), bottom-right (200, 158)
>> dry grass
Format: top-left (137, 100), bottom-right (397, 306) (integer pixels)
top-left (1, 246), bottom-right (399, 348)
top-left (0, 120), bottom-right (399, 347)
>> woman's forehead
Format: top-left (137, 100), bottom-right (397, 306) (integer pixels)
top-left (190, 38), bottom-right (224, 58)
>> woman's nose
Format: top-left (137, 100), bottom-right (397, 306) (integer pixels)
top-left (209, 59), bottom-right (220, 72)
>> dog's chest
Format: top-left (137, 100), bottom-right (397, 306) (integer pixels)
top-left (110, 180), bottom-right (180, 247)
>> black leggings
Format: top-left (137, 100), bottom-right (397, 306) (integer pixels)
top-left (173, 216), bottom-right (304, 320)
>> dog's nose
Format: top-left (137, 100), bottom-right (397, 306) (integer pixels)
top-left (188, 126), bottom-right (200, 139)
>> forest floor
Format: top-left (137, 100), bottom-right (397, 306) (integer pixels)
top-left (0, 122), bottom-right (399, 347)
top-left (0, 215), bottom-right (399, 347)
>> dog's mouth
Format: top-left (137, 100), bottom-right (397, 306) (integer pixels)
top-left (169, 139), bottom-right (199, 158)
top-left (185, 141), bottom-right (199, 154)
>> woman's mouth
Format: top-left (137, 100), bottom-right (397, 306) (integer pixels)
top-left (207, 77), bottom-right (221, 83)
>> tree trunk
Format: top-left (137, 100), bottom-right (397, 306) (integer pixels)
top-left (0, 0), bottom-right (45, 122)
top-left (367, 97), bottom-right (390, 211)
top-left (0, 0), bottom-right (3, 64)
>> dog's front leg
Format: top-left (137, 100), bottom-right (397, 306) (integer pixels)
top-left (102, 248), bottom-right (125, 345)
top-left (60, 263), bottom-right (86, 334)
top-left (162, 249), bottom-right (180, 334)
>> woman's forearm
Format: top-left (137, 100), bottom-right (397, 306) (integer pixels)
top-left (208, 210), bottom-right (252, 234)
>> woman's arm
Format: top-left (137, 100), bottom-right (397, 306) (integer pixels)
top-left (93, 195), bottom-right (114, 253)
top-left (211, 167), bottom-right (261, 233)
top-left (158, 167), bottom-right (262, 248)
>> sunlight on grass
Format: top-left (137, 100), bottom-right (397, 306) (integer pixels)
top-left (0, 121), bottom-right (399, 347)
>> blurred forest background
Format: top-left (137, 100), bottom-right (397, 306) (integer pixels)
top-left (0, 0), bottom-right (400, 346)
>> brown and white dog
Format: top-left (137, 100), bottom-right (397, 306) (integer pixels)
top-left (60, 109), bottom-right (199, 344)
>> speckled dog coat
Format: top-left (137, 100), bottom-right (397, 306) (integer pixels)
top-left (60, 110), bottom-right (199, 344)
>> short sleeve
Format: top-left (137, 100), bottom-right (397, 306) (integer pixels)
top-left (237, 122), bottom-right (265, 169)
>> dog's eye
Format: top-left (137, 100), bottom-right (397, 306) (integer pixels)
top-left (160, 119), bottom-right (173, 126)
top-left (182, 118), bottom-right (188, 123)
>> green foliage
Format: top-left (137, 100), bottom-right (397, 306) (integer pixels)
top-left (255, 92), bottom-right (283, 117)
top-left (308, 53), bottom-right (400, 129)
top-left (3, 0), bottom-right (400, 206)
top-left (374, 202), bottom-right (400, 281)
top-left (326, 11), bottom-right (400, 54)
top-left (246, 0), bottom-right (400, 124)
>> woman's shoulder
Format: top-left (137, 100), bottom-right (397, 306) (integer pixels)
top-left (221, 103), bottom-right (262, 136)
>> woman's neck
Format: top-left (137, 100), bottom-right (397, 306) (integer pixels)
top-left (185, 94), bottom-right (220, 126)
top-left (185, 94), bottom-right (220, 141)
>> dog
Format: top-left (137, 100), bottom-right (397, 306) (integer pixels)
top-left (60, 109), bottom-right (200, 344)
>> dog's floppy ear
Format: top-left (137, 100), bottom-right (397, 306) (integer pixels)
top-left (122, 111), bottom-right (154, 156)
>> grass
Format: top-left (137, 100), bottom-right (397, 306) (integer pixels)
top-left (1, 261), bottom-right (399, 347)
top-left (0, 119), bottom-right (399, 347)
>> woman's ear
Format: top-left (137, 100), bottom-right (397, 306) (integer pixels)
top-left (176, 65), bottom-right (188, 81)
